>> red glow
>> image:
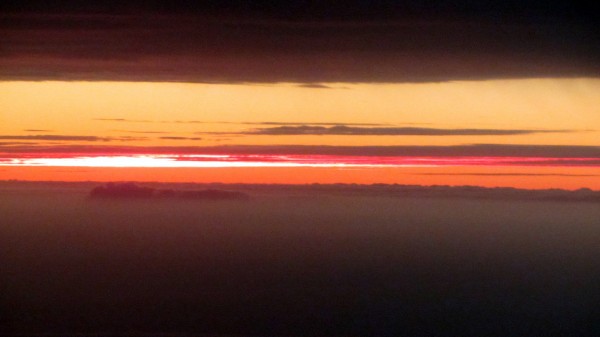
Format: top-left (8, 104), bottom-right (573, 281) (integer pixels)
top-left (0, 153), bottom-right (599, 168)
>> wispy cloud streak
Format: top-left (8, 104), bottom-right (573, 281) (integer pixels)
top-left (210, 125), bottom-right (573, 136)
top-left (0, 135), bottom-right (146, 142)
top-left (159, 136), bottom-right (203, 141)
top-left (95, 118), bottom-right (393, 127)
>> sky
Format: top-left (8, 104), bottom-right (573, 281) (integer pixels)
top-left (1, 1), bottom-right (599, 189)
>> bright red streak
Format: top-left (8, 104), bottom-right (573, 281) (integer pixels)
top-left (0, 153), bottom-right (598, 168)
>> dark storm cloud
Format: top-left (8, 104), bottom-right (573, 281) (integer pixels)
top-left (1, 1), bottom-right (598, 83)
top-left (216, 125), bottom-right (572, 136)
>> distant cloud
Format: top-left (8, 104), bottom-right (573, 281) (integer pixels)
top-left (417, 173), bottom-right (600, 177)
top-left (94, 118), bottom-right (156, 123)
top-left (113, 130), bottom-right (169, 134)
top-left (243, 122), bottom-right (394, 127)
top-left (3, 180), bottom-right (599, 202)
top-left (225, 125), bottom-right (572, 136)
top-left (84, 181), bottom-right (600, 203)
top-left (159, 136), bottom-right (203, 141)
top-left (89, 182), bottom-right (249, 200)
top-left (0, 135), bottom-right (146, 142)
top-left (0, 141), bottom-right (35, 146)
top-left (1, 144), bottom-right (599, 160)
top-left (294, 184), bottom-right (600, 202)
top-left (296, 83), bottom-right (335, 89)
top-left (0, 135), bottom-right (111, 142)
top-left (23, 129), bottom-right (53, 132)
top-left (96, 118), bottom-right (393, 127)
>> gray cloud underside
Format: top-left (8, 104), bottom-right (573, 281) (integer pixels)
top-left (1, 14), bottom-right (598, 83)
top-left (214, 125), bottom-right (571, 136)
top-left (1, 144), bottom-right (599, 159)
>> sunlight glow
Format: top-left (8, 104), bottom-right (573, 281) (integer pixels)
top-left (0, 154), bottom-right (598, 168)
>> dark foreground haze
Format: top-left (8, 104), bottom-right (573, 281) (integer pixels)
top-left (1, 182), bottom-right (599, 336)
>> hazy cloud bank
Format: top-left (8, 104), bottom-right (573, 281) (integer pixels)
top-left (8, 180), bottom-right (598, 203)
top-left (89, 182), bottom-right (249, 200)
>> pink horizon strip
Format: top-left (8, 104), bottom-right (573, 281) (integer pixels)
top-left (0, 153), bottom-right (599, 168)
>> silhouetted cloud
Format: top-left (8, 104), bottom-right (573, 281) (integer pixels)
top-left (23, 129), bottom-right (53, 132)
top-left (1, 2), bottom-right (598, 83)
top-left (292, 184), bottom-right (600, 202)
top-left (89, 182), bottom-right (249, 200)
top-left (222, 125), bottom-right (572, 136)
top-left (5, 180), bottom-right (590, 203)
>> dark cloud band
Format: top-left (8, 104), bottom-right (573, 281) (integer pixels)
top-left (1, 143), bottom-right (599, 159)
top-left (1, 11), bottom-right (598, 83)
top-left (233, 125), bottom-right (571, 136)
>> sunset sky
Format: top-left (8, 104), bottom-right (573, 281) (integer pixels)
top-left (1, 1), bottom-right (599, 189)
top-left (3, 3), bottom-right (600, 336)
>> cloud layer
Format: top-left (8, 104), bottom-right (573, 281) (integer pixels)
top-left (232, 125), bottom-right (570, 136)
top-left (0, 134), bottom-right (144, 142)
top-left (1, 3), bottom-right (598, 83)
top-left (89, 182), bottom-right (248, 200)
top-left (1, 143), bottom-right (599, 159)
